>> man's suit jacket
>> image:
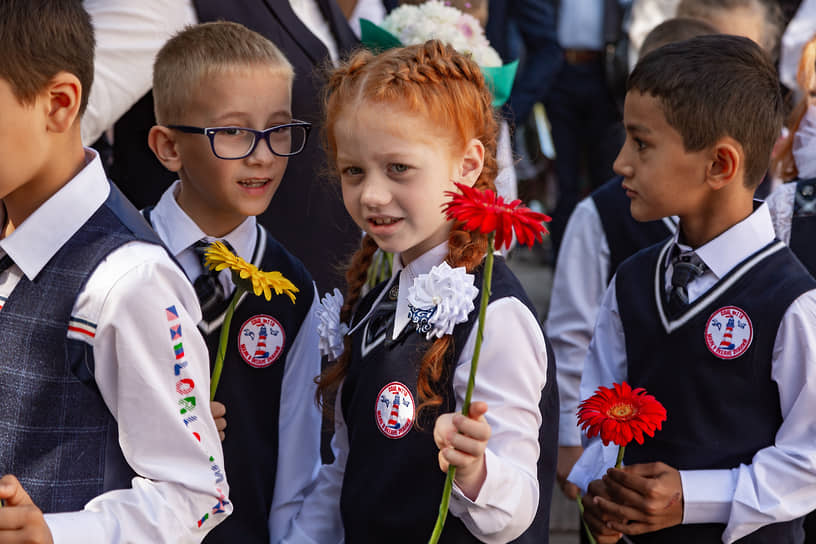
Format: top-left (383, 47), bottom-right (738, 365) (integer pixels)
top-left (111, 0), bottom-right (361, 292)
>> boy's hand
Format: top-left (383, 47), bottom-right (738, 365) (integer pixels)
top-left (582, 479), bottom-right (623, 544)
top-left (433, 401), bottom-right (491, 501)
top-left (211, 401), bottom-right (227, 442)
top-left (596, 462), bottom-right (684, 535)
top-left (557, 445), bottom-right (583, 499)
top-left (0, 475), bottom-right (53, 544)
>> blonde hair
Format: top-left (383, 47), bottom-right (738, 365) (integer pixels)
top-left (153, 21), bottom-right (294, 124)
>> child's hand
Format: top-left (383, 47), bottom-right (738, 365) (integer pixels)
top-left (0, 474), bottom-right (53, 543)
top-left (557, 445), bottom-right (583, 499)
top-left (595, 462), bottom-right (683, 535)
top-left (433, 401), bottom-right (491, 501)
top-left (211, 401), bottom-right (227, 441)
top-left (581, 478), bottom-right (624, 544)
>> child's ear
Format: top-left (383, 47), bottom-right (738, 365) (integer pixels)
top-left (459, 138), bottom-right (485, 187)
top-left (148, 125), bottom-right (183, 172)
top-left (45, 71), bottom-right (82, 133)
top-left (706, 137), bottom-right (742, 190)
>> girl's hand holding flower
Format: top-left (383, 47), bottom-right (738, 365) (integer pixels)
top-left (432, 401), bottom-right (491, 501)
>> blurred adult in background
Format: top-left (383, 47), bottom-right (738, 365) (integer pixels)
top-left (83, 0), bottom-right (361, 293)
top-left (542, 1), bottom-right (629, 259)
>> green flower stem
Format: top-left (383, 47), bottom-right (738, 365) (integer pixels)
top-left (616, 445), bottom-right (626, 469)
top-left (210, 286), bottom-right (245, 401)
top-left (576, 495), bottom-right (598, 544)
top-left (429, 233), bottom-right (495, 544)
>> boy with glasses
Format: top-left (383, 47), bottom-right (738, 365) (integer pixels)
top-left (146, 21), bottom-right (322, 544)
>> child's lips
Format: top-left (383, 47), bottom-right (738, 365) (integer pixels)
top-left (366, 216), bottom-right (403, 232)
top-left (238, 178), bottom-right (271, 189)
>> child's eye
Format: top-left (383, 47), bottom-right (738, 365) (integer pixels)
top-left (220, 128), bottom-right (247, 138)
top-left (633, 138), bottom-right (647, 151)
top-left (342, 166), bottom-right (363, 177)
top-left (389, 163), bottom-right (410, 174)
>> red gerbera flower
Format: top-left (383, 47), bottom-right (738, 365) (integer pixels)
top-left (577, 382), bottom-right (667, 447)
top-left (443, 182), bottom-right (551, 250)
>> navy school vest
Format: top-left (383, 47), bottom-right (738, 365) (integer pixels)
top-left (615, 239), bottom-right (815, 543)
top-left (0, 183), bottom-right (161, 512)
top-left (591, 176), bottom-right (674, 283)
top-left (340, 257), bottom-right (558, 543)
top-left (197, 226), bottom-right (314, 544)
top-left (790, 177), bottom-right (816, 277)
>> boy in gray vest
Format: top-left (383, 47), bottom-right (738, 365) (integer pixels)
top-left (0, 1), bottom-right (230, 542)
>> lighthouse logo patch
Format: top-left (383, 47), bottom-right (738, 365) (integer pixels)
top-left (375, 382), bottom-right (415, 439)
top-left (238, 315), bottom-right (285, 368)
top-left (704, 306), bottom-right (753, 359)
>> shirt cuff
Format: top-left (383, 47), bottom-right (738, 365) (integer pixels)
top-left (679, 469), bottom-right (736, 524)
top-left (559, 410), bottom-right (582, 446)
top-left (45, 511), bottom-right (108, 544)
top-left (450, 447), bottom-right (500, 509)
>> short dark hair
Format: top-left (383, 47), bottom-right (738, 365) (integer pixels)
top-left (639, 17), bottom-right (718, 58)
top-left (0, 0), bottom-right (95, 114)
top-left (628, 34), bottom-right (783, 188)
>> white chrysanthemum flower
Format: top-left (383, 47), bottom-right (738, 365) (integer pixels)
top-left (380, 0), bottom-right (502, 68)
top-left (407, 262), bottom-right (479, 339)
top-left (317, 288), bottom-right (349, 360)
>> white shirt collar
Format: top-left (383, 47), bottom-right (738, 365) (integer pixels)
top-left (393, 242), bottom-right (451, 338)
top-left (669, 202), bottom-right (775, 279)
top-left (0, 149), bottom-right (108, 280)
top-left (150, 179), bottom-right (257, 263)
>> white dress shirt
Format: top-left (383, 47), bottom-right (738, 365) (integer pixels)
top-left (545, 197), bottom-right (675, 446)
top-left (568, 203), bottom-right (816, 543)
top-left (149, 180), bottom-right (323, 543)
top-left (0, 151), bottom-right (230, 543)
top-left (81, 0), bottom-right (339, 146)
top-left (289, 0), bottom-right (340, 63)
top-left (81, 0), bottom-right (197, 145)
top-left (283, 243), bottom-right (549, 544)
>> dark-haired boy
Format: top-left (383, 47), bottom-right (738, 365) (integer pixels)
top-left (569, 35), bottom-right (816, 543)
top-left (0, 1), bottom-right (229, 542)
top-left (549, 17), bottom-right (717, 500)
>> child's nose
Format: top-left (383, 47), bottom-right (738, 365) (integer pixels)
top-left (360, 175), bottom-right (391, 207)
top-left (245, 137), bottom-right (278, 164)
top-left (612, 146), bottom-right (631, 178)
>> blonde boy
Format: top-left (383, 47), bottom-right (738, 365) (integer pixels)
top-left (146, 22), bottom-right (322, 544)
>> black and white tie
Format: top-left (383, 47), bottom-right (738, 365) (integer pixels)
top-left (192, 240), bottom-right (230, 322)
top-left (666, 249), bottom-right (707, 317)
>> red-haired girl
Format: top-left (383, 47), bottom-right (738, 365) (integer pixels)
top-left (282, 41), bottom-right (557, 543)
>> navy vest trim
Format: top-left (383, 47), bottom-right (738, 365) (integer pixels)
top-left (651, 239), bottom-right (786, 333)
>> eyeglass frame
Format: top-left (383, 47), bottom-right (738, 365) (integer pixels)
top-left (166, 121), bottom-right (312, 160)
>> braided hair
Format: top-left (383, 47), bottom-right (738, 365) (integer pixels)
top-left (317, 40), bottom-right (499, 422)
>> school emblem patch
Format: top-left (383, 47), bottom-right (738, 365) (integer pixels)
top-left (704, 306), bottom-right (753, 359)
top-left (238, 314), bottom-right (285, 368)
top-left (375, 381), bottom-right (415, 439)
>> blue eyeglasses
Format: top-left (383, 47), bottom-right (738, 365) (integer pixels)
top-left (167, 121), bottom-right (312, 160)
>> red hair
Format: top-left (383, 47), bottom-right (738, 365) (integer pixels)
top-left (317, 40), bottom-right (499, 422)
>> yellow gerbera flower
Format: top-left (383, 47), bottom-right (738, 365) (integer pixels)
top-left (203, 241), bottom-right (298, 303)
